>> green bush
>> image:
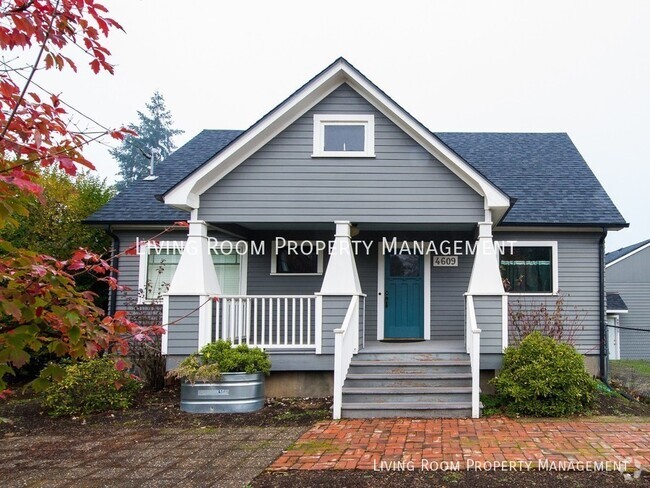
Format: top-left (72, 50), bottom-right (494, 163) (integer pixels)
top-left (200, 340), bottom-right (271, 375)
top-left (42, 357), bottom-right (141, 417)
top-left (491, 332), bottom-right (597, 417)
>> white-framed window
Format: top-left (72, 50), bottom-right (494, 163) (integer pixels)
top-left (270, 240), bottom-right (324, 275)
top-left (498, 241), bottom-right (559, 295)
top-left (138, 241), bottom-right (247, 302)
top-left (312, 114), bottom-right (375, 157)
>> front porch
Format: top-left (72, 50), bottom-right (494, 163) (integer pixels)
top-left (163, 220), bottom-right (508, 419)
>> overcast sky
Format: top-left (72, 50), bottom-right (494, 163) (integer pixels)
top-left (33, 0), bottom-right (650, 251)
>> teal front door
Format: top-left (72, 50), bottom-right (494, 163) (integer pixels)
top-left (384, 253), bottom-right (424, 339)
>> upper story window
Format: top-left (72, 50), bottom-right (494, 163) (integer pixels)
top-left (499, 241), bottom-right (558, 294)
top-left (312, 114), bottom-right (375, 157)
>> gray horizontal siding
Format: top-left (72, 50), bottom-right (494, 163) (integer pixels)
top-left (356, 248), bottom-right (377, 343)
top-left (198, 84), bottom-right (484, 224)
top-left (431, 253), bottom-right (473, 341)
top-left (321, 296), bottom-right (353, 355)
top-left (474, 296), bottom-right (503, 354)
top-left (167, 295), bottom-right (200, 355)
top-left (606, 245), bottom-right (650, 359)
top-left (497, 231), bottom-right (601, 354)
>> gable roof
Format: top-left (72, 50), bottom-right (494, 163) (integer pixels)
top-left (606, 292), bottom-right (628, 313)
top-left (87, 130), bottom-right (627, 228)
top-left (86, 130), bottom-right (242, 224)
top-left (161, 58), bottom-right (511, 217)
top-left (605, 238), bottom-right (650, 266)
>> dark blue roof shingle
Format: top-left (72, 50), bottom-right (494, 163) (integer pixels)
top-left (606, 292), bottom-right (628, 312)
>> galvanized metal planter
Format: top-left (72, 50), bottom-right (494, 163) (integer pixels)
top-left (180, 372), bottom-right (265, 414)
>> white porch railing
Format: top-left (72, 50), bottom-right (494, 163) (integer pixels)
top-left (213, 295), bottom-right (317, 350)
top-left (465, 295), bottom-right (481, 418)
top-left (333, 295), bottom-right (360, 420)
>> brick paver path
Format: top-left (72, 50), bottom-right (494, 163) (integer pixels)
top-left (271, 418), bottom-right (650, 471)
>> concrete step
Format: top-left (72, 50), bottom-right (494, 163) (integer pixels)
top-left (341, 401), bottom-right (473, 419)
top-left (344, 373), bottom-right (472, 388)
top-left (342, 386), bottom-right (472, 404)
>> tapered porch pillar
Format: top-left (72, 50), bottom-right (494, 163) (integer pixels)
top-left (320, 221), bottom-right (362, 295)
top-left (164, 220), bottom-right (221, 353)
top-left (467, 222), bottom-right (504, 294)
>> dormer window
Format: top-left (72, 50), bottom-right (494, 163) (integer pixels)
top-left (312, 114), bottom-right (375, 157)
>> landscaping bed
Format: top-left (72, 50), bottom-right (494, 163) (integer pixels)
top-left (252, 470), bottom-right (648, 487)
top-left (0, 386), bottom-right (332, 436)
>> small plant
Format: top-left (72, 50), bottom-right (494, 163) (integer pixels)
top-left (492, 332), bottom-right (597, 417)
top-left (42, 357), bottom-right (141, 417)
top-left (167, 340), bottom-right (271, 383)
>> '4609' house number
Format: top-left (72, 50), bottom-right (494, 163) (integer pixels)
top-left (433, 256), bottom-right (458, 267)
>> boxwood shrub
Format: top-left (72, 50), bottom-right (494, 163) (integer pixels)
top-left (42, 357), bottom-right (141, 417)
top-left (492, 332), bottom-right (596, 416)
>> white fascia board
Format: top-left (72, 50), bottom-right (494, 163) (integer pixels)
top-left (163, 60), bottom-right (511, 216)
top-left (605, 242), bottom-right (650, 268)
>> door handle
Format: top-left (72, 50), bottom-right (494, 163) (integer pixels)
top-left (384, 291), bottom-right (389, 308)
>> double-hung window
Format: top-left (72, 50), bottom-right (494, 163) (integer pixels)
top-left (499, 241), bottom-right (558, 294)
top-left (312, 114), bottom-right (375, 157)
top-left (140, 242), bottom-right (245, 302)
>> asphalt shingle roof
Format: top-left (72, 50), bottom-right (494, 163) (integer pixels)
top-left (87, 130), bottom-right (242, 223)
top-left (606, 292), bottom-right (628, 312)
top-left (87, 130), bottom-right (626, 228)
top-left (605, 238), bottom-right (650, 265)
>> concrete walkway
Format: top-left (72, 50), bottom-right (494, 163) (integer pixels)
top-left (270, 417), bottom-right (650, 472)
top-left (3, 425), bottom-right (307, 488)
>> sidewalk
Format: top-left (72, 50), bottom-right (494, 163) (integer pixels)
top-left (270, 417), bottom-right (650, 471)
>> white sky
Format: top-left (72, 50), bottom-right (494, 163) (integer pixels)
top-left (30, 0), bottom-right (650, 251)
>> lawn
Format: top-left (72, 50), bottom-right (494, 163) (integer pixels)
top-left (611, 360), bottom-right (650, 399)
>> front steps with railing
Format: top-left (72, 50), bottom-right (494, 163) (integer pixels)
top-left (341, 349), bottom-right (474, 418)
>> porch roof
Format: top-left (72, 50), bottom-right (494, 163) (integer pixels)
top-left (87, 130), bottom-right (626, 229)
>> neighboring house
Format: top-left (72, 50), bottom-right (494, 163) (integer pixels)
top-left (87, 58), bottom-right (627, 418)
top-left (606, 239), bottom-right (650, 360)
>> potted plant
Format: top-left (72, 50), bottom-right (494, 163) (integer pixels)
top-left (168, 340), bottom-right (271, 413)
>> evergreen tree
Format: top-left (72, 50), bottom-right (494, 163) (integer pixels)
top-left (110, 91), bottom-right (184, 190)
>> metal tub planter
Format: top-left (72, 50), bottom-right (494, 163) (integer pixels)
top-left (169, 339), bottom-right (271, 415)
top-left (180, 372), bottom-right (265, 413)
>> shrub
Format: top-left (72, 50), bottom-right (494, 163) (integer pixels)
top-left (167, 340), bottom-right (271, 382)
top-left (42, 357), bottom-right (141, 417)
top-left (491, 332), bottom-right (597, 417)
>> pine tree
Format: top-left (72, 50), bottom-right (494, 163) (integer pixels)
top-left (110, 91), bottom-right (184, 190)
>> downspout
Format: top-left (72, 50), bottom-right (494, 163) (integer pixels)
top-left (599, 229), bottom-right (608, 381)
top-left (104, 225), bottom-right (120, 317)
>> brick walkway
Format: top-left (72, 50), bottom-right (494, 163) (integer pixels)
top-left (271, 418), bottom-right (650, 471)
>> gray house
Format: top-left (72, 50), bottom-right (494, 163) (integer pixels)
top-left (88, 59), bottom-right (627, 418)
top-left (606, 240), bottom-right (650, 360)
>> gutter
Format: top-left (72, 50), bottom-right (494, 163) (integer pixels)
top-left (104, 225), bottom-right (120, 317)
top-left (599, 229), bottom-right (608, 381)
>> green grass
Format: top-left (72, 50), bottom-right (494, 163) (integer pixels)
top-left (613, 360), bottom-right (650, 377)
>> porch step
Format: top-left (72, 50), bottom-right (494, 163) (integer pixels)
top-left (345, 372), bottom-right (472, 388)
top-left (341, 350), bottom-right (475, 419)
top-left (341, 402), bottom-right (473, 419)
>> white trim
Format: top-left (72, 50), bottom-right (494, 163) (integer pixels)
top-left (161, 295), bottom-right (169, 355)
top-left (315, 295), bottom-right (323, 354)
top-left (501, 295), bottom-right (508, 351)
top-left (499, 240), bottom-right (559, 295)
top-left (606, 315), bottom-right (621, 360)
top-left (605, 241), bottom-right (650, 268)
top-left (376, 242), bottom-right (430, 341)
top-left (139, 239), bottom-right (247, 303)
top-left (197, 294), bottom-right (212, 348)
top-left (606, 309), bottom-right (629, 314)
top-left (162, 59), bottom-right (510, 217)
top-left (312, 114), bottom-right (375, 157)
top-left (270, 240), bottom-right (324, 275)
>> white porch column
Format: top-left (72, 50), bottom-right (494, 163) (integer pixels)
top-left (167, 220), bottom-right (221, 349)
top-left (320, 221), bottom-right (362, 295)
top-left (467, 221), bottom-right (504, 294)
